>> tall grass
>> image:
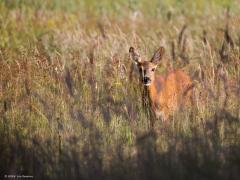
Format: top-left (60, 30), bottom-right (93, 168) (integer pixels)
top-left (0, 0), bottom-right (240, 179)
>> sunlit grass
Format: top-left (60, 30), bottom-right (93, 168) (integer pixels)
top-left (0, 0), bottom-right (240, 179)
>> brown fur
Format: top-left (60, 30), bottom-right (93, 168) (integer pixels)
top-left (148, 70), bottom-right (193, 120)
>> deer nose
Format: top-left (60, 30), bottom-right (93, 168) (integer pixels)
top-left (143, 77), bottom-right (151, 85)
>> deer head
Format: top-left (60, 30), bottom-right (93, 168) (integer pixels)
top-left (129, 47), bottom-right (165, 86)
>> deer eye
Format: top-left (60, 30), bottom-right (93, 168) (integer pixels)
top-left (152, 68), bottom-right (155, 72)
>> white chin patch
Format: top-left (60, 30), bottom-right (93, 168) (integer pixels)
top-left (144, 83), bottom-right (151, 86)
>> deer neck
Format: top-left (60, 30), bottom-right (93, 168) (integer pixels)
top-left (147, 78), bottom-right (157, 103)
top-left (146, 75), bottom-right (164, 104)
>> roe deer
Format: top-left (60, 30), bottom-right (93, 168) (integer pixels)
top-left (129, 46), bottom-right (193, 124)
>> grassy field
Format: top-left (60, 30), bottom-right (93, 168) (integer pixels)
top-left (0, 0), bottom-right (240, 179)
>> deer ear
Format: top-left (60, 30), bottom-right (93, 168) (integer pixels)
top-left (129, 47), bottom-right (141, 64)
top-left (151, 47), bottom-right (165, 64)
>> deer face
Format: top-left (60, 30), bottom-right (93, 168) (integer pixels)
top-left (137, 61), bottom-right (157, 86)
top-left (129, 47), bottom-right (165, 86)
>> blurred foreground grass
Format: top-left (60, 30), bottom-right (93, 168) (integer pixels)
top-left (0, 0), bottom-right (240, 179)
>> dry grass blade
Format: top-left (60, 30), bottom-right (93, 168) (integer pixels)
top-left (178, 24), bottom-right (188, 48)
top-left (65, 67), bottom-right (74, 96)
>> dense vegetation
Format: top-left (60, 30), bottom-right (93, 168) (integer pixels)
top-left (0, 0), bottom-right (239, 179)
